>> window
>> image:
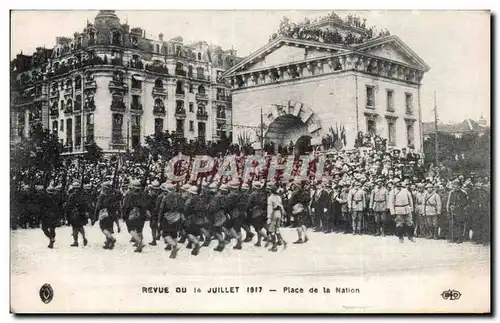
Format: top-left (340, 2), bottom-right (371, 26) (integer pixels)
top-left (154, 118), bottom-right (163, 133)
top-left (132, 135), bottom-right (140, 149)
top-left (176, 81), bottom-right (184, 94)
top-left (156, 44), bottom-right (160, 53)
top-left (112, 113), bottom-right (123, 143)
top-left (52, 121), bottom-right (58, 133)
top-left (188, 65), bottom-right (193, 77)
top-left (86, 113), bottom-right (94, 125)
top-left (131, 115), bottom-right (141, 127)
top-left (189, 102), bottom-right (194, 113)
top-left (366, 86), bottom-right (375, 108)
top-left (189, 84), bottom-right (193, 93)
top-left (386, 90), bottom-right (394, 112)
top-left (406, 122), bottom-right (415, 147)
top-left (405, 93), bottom-right (414, 115)
top-left (75, 116), bottom-right (82, 147)
top-left (60, 119), bottom-right (64, 131)
top-left (60, 100), bottom-right (65, 110)
top-left (176, 119), bottom-right (184, 134)
top-left (367, 119), bottom-right (376, 135)
top-left (132, 95), bottom-right (141, 110)
top-left (189, 121), bottom-right (194, 132)
top-left (196, 67), bottom-right (204, 79)
top-left (198, 85), bottom-right (205, 94)
top-left (388, 121), bottom-right (396, 146)
top-left (66, 118), bottom-right (73, 144)
top-left (217, 121), bottom-right (225, 138)
top-left (132, 77), bottom-right (142, 89)
top-left (198, 122), bottom-right (206, 140)
top-left (154, 79), bottom-right (163, 88)
top-left (198, 52), bottom-right (202, 60)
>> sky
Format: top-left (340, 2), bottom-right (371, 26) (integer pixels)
top-left (10, 10), bottom-right (490, 124)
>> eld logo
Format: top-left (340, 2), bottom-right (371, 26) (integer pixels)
top-left (441, 289), bottom-right (461, 301)
top-left (39, 283), bottom-right (54, 304)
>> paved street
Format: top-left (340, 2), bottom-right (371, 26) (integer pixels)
top-left (11, 222), bottom-right (490, 313)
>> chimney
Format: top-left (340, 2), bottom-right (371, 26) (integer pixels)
top-left (159, 33), bottom-right (164, 41)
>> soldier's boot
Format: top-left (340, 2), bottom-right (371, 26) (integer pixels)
top-left (199, 235), bottom-right (205, 242)
top-left (109, 238), bottom-right (116, 250)
top-left (134, 244), bottom-right (144, 253)
top-left (70, 241), bottom-right (79, 247)
top-left (149, 240), bottom-right (157, 246)
top-left (165, 244), bottom-right (172, 251)
top-left (129, 238), bottom-right (134, 243)
top-left (254, 240), bottom-right (262, 247)
top-left (83, 238), bottom-right (88, 247)
top-left (243, 232), bottom-right (255, 243)
top-left (268, 236), bottom-right (278, 252)
top-left (48, 239), bottom-right (55, 249)
top-left (191, 243), bottom-right (201, 256)
top-left (396, 227), bottom-right (404, 243)
top-left (375, 227), bottom-right (381, 236)
top-left (214, 240), bottom-right (226, 252)
top-left (293, 238), bottom-right (304, 244)
top-left (202, 238), bottom-right (211, 247)
top-left (178, 235), bottom-right (187, 244)
top-left (103, 239), bottom-right (110, 249)
top-left (169, 245), bottom-right (179, 259)
top-left (277, 233), bottom-right (287, 250)
top-left (407, 226), bottom-right (416, 242)
top-left (186, 241), bottom-right (193, 249)
top-left (233, 239), bottom-right (243, 250)
top-left (381, 227), bottom-right (385, 237)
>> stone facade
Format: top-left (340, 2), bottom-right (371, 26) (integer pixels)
top-left (11, 10), bottom-right (239, 154)
top-left (225, 30), bottom-right (429, 152)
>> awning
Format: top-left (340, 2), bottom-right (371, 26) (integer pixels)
top-left (132, 75), bottom-right (144, 81)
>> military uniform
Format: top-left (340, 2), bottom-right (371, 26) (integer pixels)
top-left (348, 184), bottom-right (366, 234)
top-left (122, 181), bottom-right (147, 252)
top-left (447, 187), bottom-right (468, 243)
top-left (94, 182), bottom-right (118, 249)
top-left (370, 184), bottom-right (389, 236)
top-left (389, 181), bottom-right (415, 242)
top-left (65, 183), bottom-right (88, 247)
top-left (42, 186), bottom-right (59, 248)
top-left (423, 185), bottom-right (441, 239)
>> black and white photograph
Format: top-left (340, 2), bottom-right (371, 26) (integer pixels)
top-left (9, 8), bottom-right (491, 313)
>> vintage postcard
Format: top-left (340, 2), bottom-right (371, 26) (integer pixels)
top-left (10, 9), bottom-right (490, 313)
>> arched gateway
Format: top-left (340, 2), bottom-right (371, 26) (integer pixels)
top-left (257, 100), bottom-right (322, 153)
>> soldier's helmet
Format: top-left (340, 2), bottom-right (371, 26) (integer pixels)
top-left (208, 182), bottom-right (218, 191)
top-left (187, 185), bottom-right (198, 195)
top-left (241, 183), bottom-right (250, 191)
top-left (129, 180), bottom-right (142, 190)
top-left (228, 181), bottom-right (240, 190)
top-left (151, 180), bottom-right (160, 189)
top-left (252, 181), bottom-right (263, 189)
top-left (181, 183), bottom-right (191, 191)
top-left (219, 184), bottom-right (229, 193)
top-left (46, 185), bottom-right (55, 194)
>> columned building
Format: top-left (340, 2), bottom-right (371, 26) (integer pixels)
top-left (224, 18), bottom-right (430, 153)
top-left (11, 10), bottom-right (238, 154)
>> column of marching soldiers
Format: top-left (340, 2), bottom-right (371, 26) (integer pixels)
top-left (12, 171), bottom-right (490, 258)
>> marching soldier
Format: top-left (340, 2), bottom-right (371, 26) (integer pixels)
top-left (289, 179), bottom-right (310, 244)
top-left (370, 179), bottom-right (389, 236)
top-left (158, 182), bottom-right (182, 259)
top-left (266, 183), bottom-right (286, 252)
top-left (210, 184), bottom-right (230, 252)
top-left (224, 181), bottom-right (245, 250)
top-left (42, 185), bottom-right (59, 249)
top-left (246, 180), bottom-right (268, 247)
top-left (348, 182), bottom-right (366, 235)
top-left (447, 181), bottom-right (468, 243)
top-left (65, 181), bottom-right (88, 247)
top-left (388, 178), bottom-right (415, 243)
top-left (122, 180), bottom-right (147, 252)
top-left (93, 181), bottom-right (118, 250)
top-left (423, 183), bottom-right (442, 239)
top-left (183, 185), bottom-right (204, 256)
top-left (240, 183), bottom-right (255, 243)
top-left (147, 180), bottom-right (161, 246)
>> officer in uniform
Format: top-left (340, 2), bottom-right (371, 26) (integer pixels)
top-left (122, 180), bottom-right (147, 252)
top-left (348, 182), bottom-right (366, 235)
top-left (423, 183), bottom-right (442, 239)
top-left (388, 178), bottom-right (415, 243)
top-left (414, 183), bottom-right (425, 237)
top-left (93, 181), bottom-right (118, 250)
top-left (246, 180), bottom-right (268, 247)
top-left (158, 182), bottom-right (182, 259)
top-left (446, 181), bottom-right (468, 243)
top-left (337, 184), bottom-right (350, 233)
top-left (370, 179), bottom-right (389, 236)
top-left (240, 183), bottom-right (255, 243)
top-left (147, 180), bottom-right (161, 246)
top-left (65, 181), bottom-right (88, 247)
top-left (312, 181), bottom-right (332, 233)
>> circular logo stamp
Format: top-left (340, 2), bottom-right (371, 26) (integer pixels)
top-left (39, 283), bottom-right (54, 304)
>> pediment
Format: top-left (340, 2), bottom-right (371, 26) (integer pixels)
top-left (361, 43), bottom-right (419, 67)
top-left (243, 44), bottom-right (307, 72)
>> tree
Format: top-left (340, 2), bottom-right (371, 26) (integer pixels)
top-left (84, 141), bottom-right (103, 163)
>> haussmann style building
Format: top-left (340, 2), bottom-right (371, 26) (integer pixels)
top-left (10, 10), bottom-right (239, 155)
top-left (224, 14), bottom-right (430, 154)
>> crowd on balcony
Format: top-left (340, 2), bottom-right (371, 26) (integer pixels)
top-left (269, 11), bottom-right (391, 46)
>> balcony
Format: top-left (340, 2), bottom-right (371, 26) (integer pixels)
top-left (216, 113), bottom-right (226, 120)
top-left (175, 69), bottom-right (187, 77)
top-left (145, 64), bottom-right (169, 75)
top-left (196, 112), bottom-right (208, 121)
top-left (216, 94), bottom-right (231, 102)
top-left (108, 80), bottom-right (127, 92)
top-left (84, 80), bottom-right (97, 90)
top-left (74, 102), bottom-right (82, 112)
top-left (49, 90), bottom-right (60, 99)
top-left (86, 124), bottom-right (94, 134)
top-left (152, 86), bottom-right (167, 96)
top-left (195, 74), bottom-right (210, 82)
top-left (64, 88), bottom-right (73, 97)
top-left (50, 109), bottom-right (59, 118)
top-left (406, 107), bottom-right (414, 115)
top-left (153, 106), bottom-right (166, 116)
top-left (195, 93), bottom-right (209, 101)
top-left (64, 107), bottom-right (73, 115)
top-left (109, 140), bottom-right (126, 150)
top-left (110, 101), bottom-right (126, 112)
top-left (175, 91), bottom-right (185, 99)
top-left (84, 101), bottom-right (96, 112)
top-left (131, 103), bottom-right (143, 115)
top-left (175, 108), bottom-right (186, 119)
